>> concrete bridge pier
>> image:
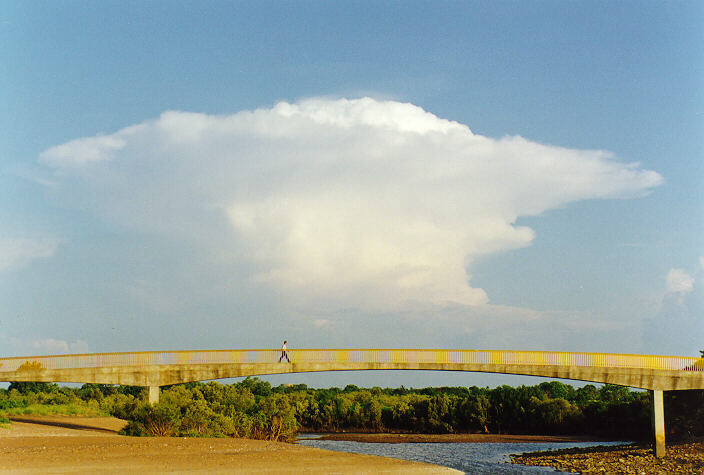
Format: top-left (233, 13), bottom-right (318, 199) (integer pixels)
top-left (651, 389), bottom-right (665, 457)
top-left (148, 386), bottom-right (160, 405)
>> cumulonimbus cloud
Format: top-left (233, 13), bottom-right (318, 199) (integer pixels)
top-left (39, 97), bottom-right (662, 309)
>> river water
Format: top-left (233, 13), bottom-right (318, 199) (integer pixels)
top-left (297, 435), bottom-right (627, 474)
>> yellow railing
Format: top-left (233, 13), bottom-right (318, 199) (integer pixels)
top-left (0, 349), bottom-right (701, 373)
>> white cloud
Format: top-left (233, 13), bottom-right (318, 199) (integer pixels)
top-left (0, 238), bottom-right (57, 272)
top-left (665, 268), bottom-right (695, 295)
top-left (17, 338), bottom-right (89, 355)
top-left (644, 260), bottom-right (703, 355)
top-left (39, 134), bottom-right (127, 168)
top-left (38, 97), bottom-right (662, 311)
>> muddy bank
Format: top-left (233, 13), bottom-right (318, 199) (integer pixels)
top-left (316, 432), bottom-right (606, 444)
top-left (511, 440), bottom-right (704, 474)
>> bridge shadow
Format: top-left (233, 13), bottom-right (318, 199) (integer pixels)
top-left (8, 416), bottom-right (125, 434)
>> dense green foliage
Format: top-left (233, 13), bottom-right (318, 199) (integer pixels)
top-left (120, 381), bottom-right (299, 440)
top-left (1, 380), bottom-right (702, 442)
top-left (287, 382), bottom-right (653, 439)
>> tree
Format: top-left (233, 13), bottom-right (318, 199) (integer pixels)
top-left (122, 402), bottom-right (181, 437)
top-left (8, 382), bottom-right (58, 394)
top-left (574, 384), bottom-right (599, 405)
top-left (236, 377), bottom-right (271, 397)
top-left (538, 381), bottom-right (574, 401)
top-left (457, 393), bottom-right (490, 433)
top-left (533, 398), bottom-right (582, 434)
top-left (181, 399), bottom-right (217, 436)
top-left (599, 384), bottom-right (632, 404)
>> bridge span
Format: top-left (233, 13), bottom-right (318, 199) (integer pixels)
top-left (2, 349), bottom-right (702, 457)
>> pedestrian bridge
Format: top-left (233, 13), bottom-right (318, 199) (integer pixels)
top-left (1, 348), bottom-right (702, 395)
top-left (2, 349), bottom-right (702, 456)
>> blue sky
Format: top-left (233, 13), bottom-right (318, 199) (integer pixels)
top-left (1, 1), bottom-right (702, 388)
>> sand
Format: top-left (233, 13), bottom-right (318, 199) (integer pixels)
top-left (0, 416), bottom-right (460, 474)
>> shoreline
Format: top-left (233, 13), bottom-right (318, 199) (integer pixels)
top-left (313, 432), bottom-right (609, 444)
top-left (511, 439), bottom-right (704, 474)
top-left (13, 416), bottom-right (702, 473)
top-left (0, 416), bottom-right (460, 474)
top-left (312, 431), bottom-right (704, 472)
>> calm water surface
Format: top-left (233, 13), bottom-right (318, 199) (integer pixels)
top-left (298, 435), bottom-right (627, 474)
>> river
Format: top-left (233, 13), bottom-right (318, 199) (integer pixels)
top-left (298, 435), bottom-right (627, 473)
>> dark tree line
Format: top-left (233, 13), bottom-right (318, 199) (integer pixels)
top-left (2, 380), bottom-right (702, 442)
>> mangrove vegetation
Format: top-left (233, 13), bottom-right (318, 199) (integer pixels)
top-left (1, 380), bottom-right (702, 443)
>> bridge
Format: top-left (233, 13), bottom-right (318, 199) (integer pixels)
top-left (2, 349), bottom-right (703, 457)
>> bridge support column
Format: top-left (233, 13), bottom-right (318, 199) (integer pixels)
top-left (651, 389), bottom-right (665, 457)
top-left (148, 386), bottom-right (160, 405)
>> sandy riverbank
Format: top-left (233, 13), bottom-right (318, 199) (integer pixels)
top-left (0, 416), bottom-right (460, 474)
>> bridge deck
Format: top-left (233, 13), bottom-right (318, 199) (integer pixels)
top-left (1, 349), bottom-right (702, 390)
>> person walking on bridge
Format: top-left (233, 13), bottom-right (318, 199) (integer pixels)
top-left (278, 340), bottom-right (291, 363)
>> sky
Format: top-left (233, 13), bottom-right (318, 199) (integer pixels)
top-left (1, 1), bottom-right (702, 388)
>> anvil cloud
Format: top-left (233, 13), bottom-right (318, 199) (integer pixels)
top-left (40, 98), bottom-right (662, 310)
